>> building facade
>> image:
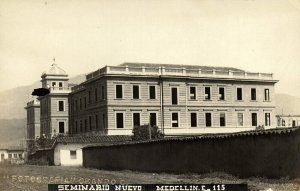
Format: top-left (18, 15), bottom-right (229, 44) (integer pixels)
top-left (38, 63), bottom-right (71, 138)
top-left (0, 147), bottom-right (25, 163)
top-left (69, 63), bottom-right (278, 136)
top-left (276, 115), bottom-right (300, 127)
top-left (24, 99), bottom-right (40, 140)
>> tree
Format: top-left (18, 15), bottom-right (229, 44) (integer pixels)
top-left (132, 124), bottom-right (164, 141)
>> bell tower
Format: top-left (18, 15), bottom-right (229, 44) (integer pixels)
top-left (38, 59), bottom-right (70, 138)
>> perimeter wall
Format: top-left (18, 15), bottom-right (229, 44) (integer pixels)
top-left (83, 128), bottom-right (300, 178)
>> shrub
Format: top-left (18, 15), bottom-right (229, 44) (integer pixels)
top-left (132, 125), bottom-right (164, 141)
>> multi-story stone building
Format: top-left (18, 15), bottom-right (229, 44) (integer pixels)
top-left (38, 63), bottom-right (71, 138)
top-left (69, 63), bottom-right (278, 136)
top-left (24, 99), bottom-right (40, 140)
top-left (276, 115), bottom-right (300, 127)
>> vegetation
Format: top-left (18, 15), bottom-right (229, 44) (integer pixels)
top-left (132, 125), bottom-right (164, 141)
top-left (35, 136), bottom-right (55, 149)
top-left (0, 165), bottom-right (299, 191)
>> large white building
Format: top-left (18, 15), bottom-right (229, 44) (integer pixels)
top-left (26, 62), bottom-right (278, 138)
top-left (69, 62), bottom-right (278, 136)
top-left (27, 62), bottom-right (279, 166)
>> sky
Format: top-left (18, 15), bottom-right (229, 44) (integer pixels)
top-left (0, 0), bottom-right (300, 96)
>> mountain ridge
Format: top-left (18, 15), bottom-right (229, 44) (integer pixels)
top-left (0, 74), bottom-right (86, 119)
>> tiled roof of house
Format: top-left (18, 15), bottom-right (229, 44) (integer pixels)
top-left (56, 135), bottom-right (132, 144)
top-left (119, 62), bottom-right (245, 72)
top-left (84, 127), bottom-right (299, 148)
top-left (0, 145), bottom-right (25, 151)
top-left (165, 127), bottom-right (299, 140)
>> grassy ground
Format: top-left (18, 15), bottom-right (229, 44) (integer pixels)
top-left (0, 164), bottom-right (300, 191)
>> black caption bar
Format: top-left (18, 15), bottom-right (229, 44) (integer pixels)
top-left (48, 184), bottom-right (247, 191)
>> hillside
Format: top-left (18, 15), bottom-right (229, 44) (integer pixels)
top-left (0, 118), bottom-right (26, 147)
top-left (0, 74), bottom-right (86, 119)
top-left (275, 94), bottom-right (300, 116)
top-left (0, 74), bottom-right (85, 146)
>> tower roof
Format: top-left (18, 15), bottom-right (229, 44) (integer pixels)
top-left (42, 63), bottom-right (67, 76)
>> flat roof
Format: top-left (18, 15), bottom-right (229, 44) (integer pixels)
top-left (119, 62), bottom-right (245, 72)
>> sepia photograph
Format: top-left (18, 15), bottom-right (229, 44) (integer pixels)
top-left (1, 0), bottom-right (300, 190)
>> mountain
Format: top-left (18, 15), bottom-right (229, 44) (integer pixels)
top-left (0, 118), bottom-right (26, 147)
top-left (0, 74), bottom-right (86, 146)
top-left (275, 94), bottom-right (300, 116)
top-left (0, 74), bottom-right (86, 119)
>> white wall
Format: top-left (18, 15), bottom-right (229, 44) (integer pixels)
top-left (0, 150), bottom-right (24, 162)
top-left (60, 149), bottom-right (82, 166)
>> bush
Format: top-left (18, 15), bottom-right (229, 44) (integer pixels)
top-left (35, 136), bottom-right (55, 148)
top-left (132, 125), bottom-right (164, 141)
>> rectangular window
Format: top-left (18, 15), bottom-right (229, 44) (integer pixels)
top-left (252, 113), bottom-right (257, 127)
top-left (219, 87), bottom-right (225, 100)
top-left (171, 87), bottom-right (178, 105)
top-left (80, 120), bottom-right (83, 132)
top-left (205, 87), bottom-right (211, 100)
top-left (237, 88), bottom-right (243, 100)
top-left (70, 150), bottom-right (77, 159)
top-left (79, 98), bottom-right (82, 110)
top-left (277, 118), bottom-right (281, 127)
top-left (58, 82), bottom-right (63, 90)
top-left (149, 113), bottom-right (157, 127)
top-left (18, 154), bottom-right (22, 159)
top-left (251, 88), bottom-right (256, 101)
top-left (1, 154), bottom-right (4, 160)
top-left (116, 113), bottom-right (124, 128)
top-left (282, 120), bottom-right (286, 126)
top-left (205, 113), bottom-right (212, 127)
top-left (75, 100), bottom-right (78, 111)
top-left (96, 115), bottom-right (99, 129)
top-left (190, 113), bottom-right (197, 127)
top-left (58, 101), bottom-right (64, 111)
top-left (102, 114), bottom-right (106, 129)
top-left (133, 113), bottom-right (140, 127)
top-left (116, 85), bottom-right (123, 99)
top-left (101, 86), bottom-right (105, 100)
top-left (52, 82), bottom-right (56, 87)
top-left (265, 89), bottom-right (270, 101)
top-left (85, 119), bottom-right (87, 132)
top-left (190, 87), bottom-right (196, 100)
top-left (75, 121), bottom-right (78, 133)
top-left (237, 113), bottom-right (244, 126)
top-left (95, 88), bottom-right (98, 101)
top-left (149, 86), bottom-right (156, 99)
top-left (88, 91), bottom-right (91, 103)
top-left (59, 122), bottom-right (65, 133)
top-left (220, 113), bottom-right (226, 127)
top-left (84, 97), bottom-right (87, 108)
top-left (8, 154), bottom-right (12, 159)
top-left (265, 113), bottom-right (271, 126)
top-left (132, 85), bottom-right (139, 99)
top-left (172, 112), bottom-right (179, 127)
top-left (13, 154), bottom-right (17, 158)
top-left (89, 116), bottom-right (92, 130)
